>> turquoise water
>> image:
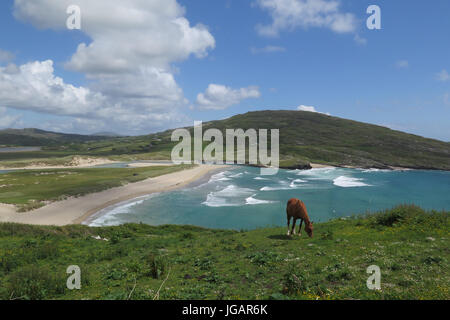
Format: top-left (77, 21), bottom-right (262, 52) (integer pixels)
top-left (88, 166), bottom-right (450, 229)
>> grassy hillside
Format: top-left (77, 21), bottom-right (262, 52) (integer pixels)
top-left (1, 111), bottom-right (449, 170)
top-left (0, 128), bottom-right (115, 147)
top-left (200, 111), bottom-right (450, 170)
top-left (0, 205), bottom-right (448, 300)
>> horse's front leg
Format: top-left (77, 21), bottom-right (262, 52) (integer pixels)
top-left (298, 219), bottom-right (303, 236)
top-left (291, 218), bottom-right (297, 235)
top-left (287, 215), bottom-right (292, 236)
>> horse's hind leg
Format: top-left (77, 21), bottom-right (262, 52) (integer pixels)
top-left (287, 215), bottom-right (292, 236)
top-left (298, 219), bottom-right (303, 236)
top-left (291, 218), bottom-right (297, 235)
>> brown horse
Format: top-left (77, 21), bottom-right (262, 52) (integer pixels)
top-left (286, 198), bottom-right (314, 237)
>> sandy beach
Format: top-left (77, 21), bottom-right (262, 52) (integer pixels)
top-left (310, 163), bottom-right (335, 168)
top-left (0, 164), bottom-right (228, 226)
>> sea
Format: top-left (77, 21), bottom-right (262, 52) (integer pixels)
top-left (86, 166), bottom-right (450, 230)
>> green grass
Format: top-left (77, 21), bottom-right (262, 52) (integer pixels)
top-left (0, 165), bottom-right (193, 211)
top-left (0, 205), bottom-right (448, 300)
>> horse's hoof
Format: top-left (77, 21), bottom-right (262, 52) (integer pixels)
top-left (287, 231), bottom-right (291, 236)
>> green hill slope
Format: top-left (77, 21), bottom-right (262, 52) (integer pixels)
top-left (0, 128), bottom-right (114, 147)
top-left (199, 111), bottom-right (450, 170)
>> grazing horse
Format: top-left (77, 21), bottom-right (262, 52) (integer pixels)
top-left (286, 198), bottom-right (314, 237)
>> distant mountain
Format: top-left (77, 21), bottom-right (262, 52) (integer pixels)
top-left (0, 128), bottom-right (113, 146)
top-left (91, 132), bottom-right (123, 137)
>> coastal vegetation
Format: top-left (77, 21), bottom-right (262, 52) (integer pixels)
top-left (0, 165), bottom-right (192, 212)
top-left (0, 205), bottom-right (448, 300)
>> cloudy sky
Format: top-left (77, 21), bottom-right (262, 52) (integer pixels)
top-left (0, 0), bottom-right (449, 140)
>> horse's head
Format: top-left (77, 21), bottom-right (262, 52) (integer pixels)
top-left (305, 221), bottom-right (314, 238)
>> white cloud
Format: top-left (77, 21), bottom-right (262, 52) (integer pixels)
top-left (0, 60), bottom-right (104, 116)
top-left (254, 0), bottom-right (357, 37)
top-left (251, 45), bottom-right (286, 54)
top-left (297, 104), bottom-right (330, 115)
top-left (10, 0), bottom-right (215, 133)
top-left (436, 69), bottom-right (449, 82)
top-left (0, 49), bottom-right (15, 63)
top-left (0, 107), bottom-right (21, 128)
top-left (396, 60), bottom-right (409, 69)
top-left (196, 84), bottom-right (261, 110)
top-left (354, 34), bottom-right (367, 45)
top-left (0, 60), bottom-right (191, 134)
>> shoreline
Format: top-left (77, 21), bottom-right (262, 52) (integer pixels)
top-left (82, 165), bottom-right (230, 226)
top-left (0, 164), bottom-right (230, 226)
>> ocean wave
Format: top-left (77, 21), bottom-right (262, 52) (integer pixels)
top-left (209, 171), bottom-right (232, 182)
top-left (260, 185), bottom-right (292, 191)
top-left (229, 172), bottom-right (244, 178)
top-left (289, 179), bottom-right (307, 188)
top-left (254, 177), bottom-right (270, 180)
top-left (361, 168), bottom-right (391, 173)
top-left (333, 176), bottom-right (372, 188)
top-left (245, 195), bottom-right (277, 205)
top-left (88, 198), bottom-right (148, 227)
top-left (296, 167), bottom-right (336, 176)
top-left (202, 184), bottom-right (255, 207)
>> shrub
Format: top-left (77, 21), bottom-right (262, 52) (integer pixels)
top-left (6, 265), bottom-right (66, 300)
top-left (282, 269), bottom-right (308, 294)
top-left (146, 253), bottom-right (167, 279)
top-left (320, 230), bottom-right (334, 240)
top-left (246, 251), bottom-right (281, 266)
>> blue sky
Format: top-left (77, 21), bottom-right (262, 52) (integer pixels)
top-left (0, 0), bottom-right (449, 141)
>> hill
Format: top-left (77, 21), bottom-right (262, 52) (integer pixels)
top-left (0, 205), bottom-right (448, 300)
top-left (197, 111), bottom-right (450, 170)
top-left (0, 128), bottom-right (113, 147)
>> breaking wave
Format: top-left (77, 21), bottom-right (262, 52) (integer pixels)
top-left (333, 176), bottom-right (372, 188)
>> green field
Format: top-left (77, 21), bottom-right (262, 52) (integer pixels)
top-left (0, 165), bottom-right (192, 211)
top-left (0, 205), bottom-right (448, 300)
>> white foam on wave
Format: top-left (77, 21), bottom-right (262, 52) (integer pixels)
top-left (254, 177), bottom-right (270, 181)
top-left (202, 184), bottom-right (255, 207)
top-left (245, 195), bottom-right (277, 205)
top-left (296, 167), bottom-right (336, 177)
top-left (260, 178), bottom-right (308, 191)
top-left (333, 176), bottom-right (372, 188)
top-left (209, 171), bottom-right (232, 182)
top-left (289, 179), bottom-right (307, 188)
top-left (88, 197), bottom-right (149, 227)
top-left (229, 172), bottom-right (243, 178)
top-left (260, 185), bottom-right (292, 191)
top-left (361, 168), bottom-right (391, 173)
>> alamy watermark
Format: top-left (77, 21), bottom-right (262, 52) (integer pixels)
top-left (66, 265), bottom-right (81, 290)
top-left (367, 5), bottom-right (381, 30)
top-left (366, 265), bottom-right (381, 290)
top-left (171, 121), bottom-right (279, 175)
top-left (66, 5), bottom-right (81, 30)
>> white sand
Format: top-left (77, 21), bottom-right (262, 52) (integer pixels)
top-left (310, 163), bottom-right (336, 168)
top-left (0, 164), bottom-right (228, 226)
top-left (0, 156), bottom-right (117, 171)
top-left (126, 162), bottom-right (173, 168)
